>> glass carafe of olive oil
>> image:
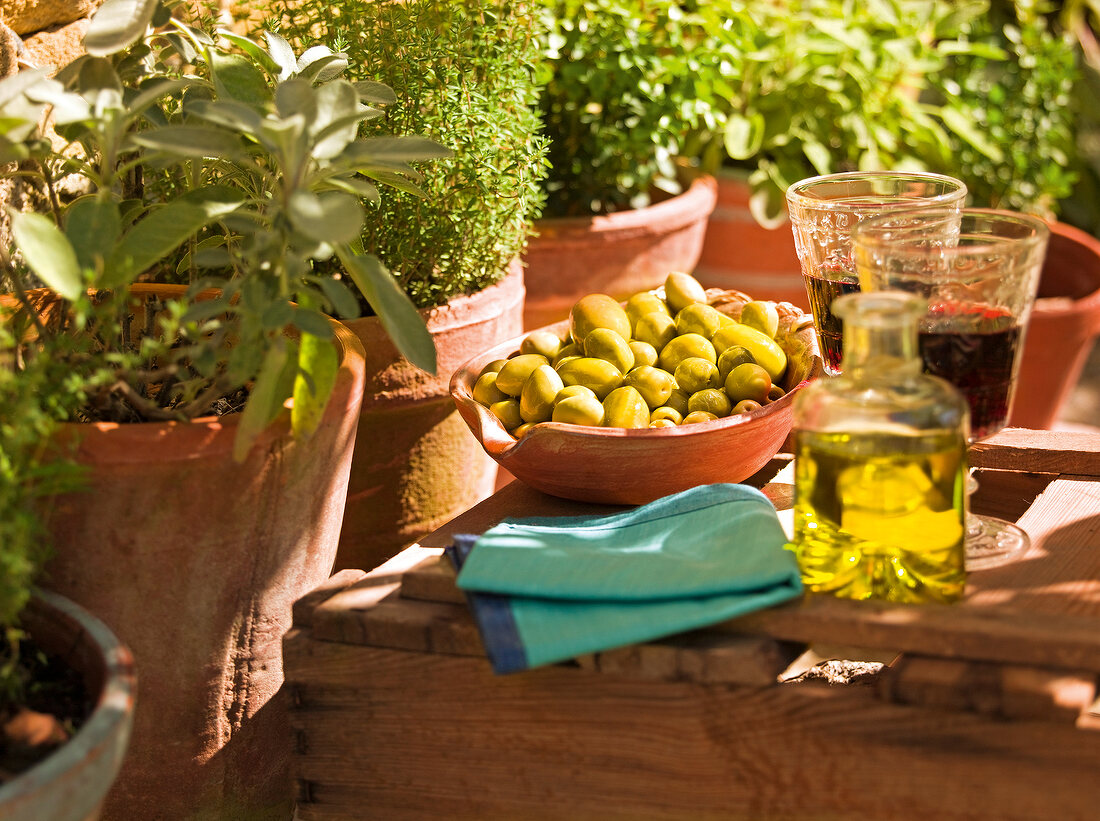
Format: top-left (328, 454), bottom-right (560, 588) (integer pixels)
top-left (790, 291), bottom-right (969, 603)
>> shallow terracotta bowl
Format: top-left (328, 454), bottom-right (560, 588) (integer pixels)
top-left (450, 291), bottom-right (824, 505)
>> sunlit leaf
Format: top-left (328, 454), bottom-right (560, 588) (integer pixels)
top-left (233, 337), bottom-right (290, 462)
top-left (291, 330), bottom-right (339, 438)
top-left (84, 0), bottom-right (159, 56)
top-left (9, 210), bottom-right (83, 301)
top-left (288, 190), bottom-right (363, 244)
top-left (338, 249), bottom-right (436, 374)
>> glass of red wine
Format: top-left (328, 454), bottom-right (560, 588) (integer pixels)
top-left (852, 208), bottom-right (1051, 570)
top-left (786, 172), bottom-right (968, 375)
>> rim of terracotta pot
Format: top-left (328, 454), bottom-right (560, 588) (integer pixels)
top-left (532, 174), bottom-right (719, 239)
top-left (0, 589), bottom-right (135, 814)
top-left (6, 283), bottom-right (367, 463)
top-left (1032, 221), bottom-right (1100, 332)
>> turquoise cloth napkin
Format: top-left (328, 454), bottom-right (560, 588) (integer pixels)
top-left (446, 483), bottom-right (803, 674)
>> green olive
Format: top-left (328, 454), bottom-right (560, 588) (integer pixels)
top-left (675, 303), bottom-right (724, 339)
top-left (494, 353), bottom-right (550, 396)
top-left (625, 291), bottom-right (670, 329)
top-left (733, 399), bottom-right (763, 414)
top-left (569, 293), bottom-right (632, 346)
top-left (650, 419), bottom-right (678, 429)
top-left (520, 329), bottom-right (565, 359)
top-left (725, 362), bottom-right (772, 404)
top-left (628, 340), bottom-right (658, 369)
top-left (664, 388), bottom-right (691, 416)
top-left (664, 271), bottom-right (708, 314)
top-left (584, 327), bottom-right (635, 374)
top-left (682, 410), bottom-right (719, 425)
top-left (657, 333), bottom-right (716, 373)
top-left (717, 345), bottom-right (757, 382)
top-left (556, 356), bottom-right (624, 400)
top-left (633, 311), bottom-right (677, 352)
top-left (602, 386), bottom-right (651, 429)
top-left (766, 384), bottom-right (786, 403)
top-left (520, 364), bottom-right (565, 423)
top-left (739, 300), bottom-right (780, 339)
top-left (552, 342), bottom-right (582, 366)
top-left (472, 372), bottom-right (509, 407)
top-left (553, 384), bottom-right (598, 406)
top-left (688, 388), bottom-right (732, 418)
top-left (512, 422), bottom-right (537, 438)
top-left (650, 406), bottom-right (683, 425)
top-left (478, 358), bottom-right (509, 378)
top-left (712, 322), bottom-right (787, 381)
top-left (552, 394), bottom-right (605, 426)
top-left (490, 398), bottom-right (523, 430)
top-left (674, 356), bottom-right (721, 394)
top-left (622, 365), bottom-right (676, 409)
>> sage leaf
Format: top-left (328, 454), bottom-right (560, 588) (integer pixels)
top-left (338, 248), bottom-right (436, 375)
top-left (64, 197), bottom-right (121, 272)
top-left (103, 187), bottom-right (244, 287)
top-left (208, 50), bottom-right (270, 107)
top-left (131, 124), bottom-right (244, 159)
top-left (317, 276), bottom-right (361, 319)
top-left (288, 190), bottom-right (363, 245)
top-left (264, 31), bottom-right (298, 81)
top-left (233, 337), bottom-right (290, 462)
top-left (84, 0), bottom-right (159, 56)
top-left (9, 211), bottom-right (84, 301)
top-left (291, 330), bottom-right (339, 439)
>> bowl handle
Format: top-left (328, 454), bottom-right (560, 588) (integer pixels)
top-left (450, 372), bottom-right (517, 458)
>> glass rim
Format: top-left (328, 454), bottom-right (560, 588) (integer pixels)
top-left (852, 206), bottom-right (1051, 256)
top-left (785, 171), bottom-right (968, 211)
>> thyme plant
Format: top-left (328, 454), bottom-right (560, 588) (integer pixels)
top-left (264, 0), bottom-right (548, 309)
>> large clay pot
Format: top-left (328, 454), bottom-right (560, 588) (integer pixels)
top-left (694, 169), bottom-right (808, 310)
top-left (0, 590), bottom-right (135, 821)
top-left (522, 175), bottom-right (718, 330)
top-left (36, 285), bottom-right (366, 819)
top-left (336, 261), bottom-right (524, 573)
top-left (1010, 221), bottom-right (1100, 430)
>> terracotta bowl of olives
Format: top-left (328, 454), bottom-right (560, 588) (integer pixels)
top-left (450, 273), bottom-right (824, 505)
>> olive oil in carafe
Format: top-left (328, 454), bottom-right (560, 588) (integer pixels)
top-left (791, 430), bottom-right (967, 603)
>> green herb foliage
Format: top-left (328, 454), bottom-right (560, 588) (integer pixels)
top-left (0, 0), bottom-right (444, 663)
top-left (265, 0), bottom-right (548, 309)
top-left (932, 0), bottom-right (1079, 216)
top-left (0, 6), bottom-right (443, 456)
top-left (536, 0), bottom-right (722, 217)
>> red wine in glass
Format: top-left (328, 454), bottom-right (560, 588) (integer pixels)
top-left (917, 305), bottom-right (1021, 440)
top-left (804, 268), bottom-right (861, 372)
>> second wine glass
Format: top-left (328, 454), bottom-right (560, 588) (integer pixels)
top-left (853, 207), bottom-right (1051, 570)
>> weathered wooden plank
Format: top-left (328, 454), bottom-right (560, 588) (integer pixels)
top-left (967, 475), bottom-right (1100, 614)
top-left (311, 589), bottom-right (483, 656)
top-left (880, 654), bottom-right (1098, 724)
top-left (400, 555), bottom-right (465, 604)
top-left (721, 594), bottom-right (1100, 675)
top-left (289, 644), bottom-right (1100, 821)
top-left (292, 569), bottom-right (367, 628)
top-left (579, 632), bottom-right (805, 687)
top-left (969, 427), bottom-right (1100, 474)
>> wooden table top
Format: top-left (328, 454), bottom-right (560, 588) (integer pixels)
top-left (388, 427), bottom-right (1100, 677)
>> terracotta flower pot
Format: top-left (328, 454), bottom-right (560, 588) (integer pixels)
top-left (694, 169), bottom-right (808, 310)
top-left (336, 261), bottom-right (524, 573)
top-left (33, 285), bottom-right (367, 820)
top-left (522, 175), bottom-right (718, 330)
top-left (0, 590), bottom-right (135, 821)
top-left (1010, 221), bottom-right (1100, 430)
